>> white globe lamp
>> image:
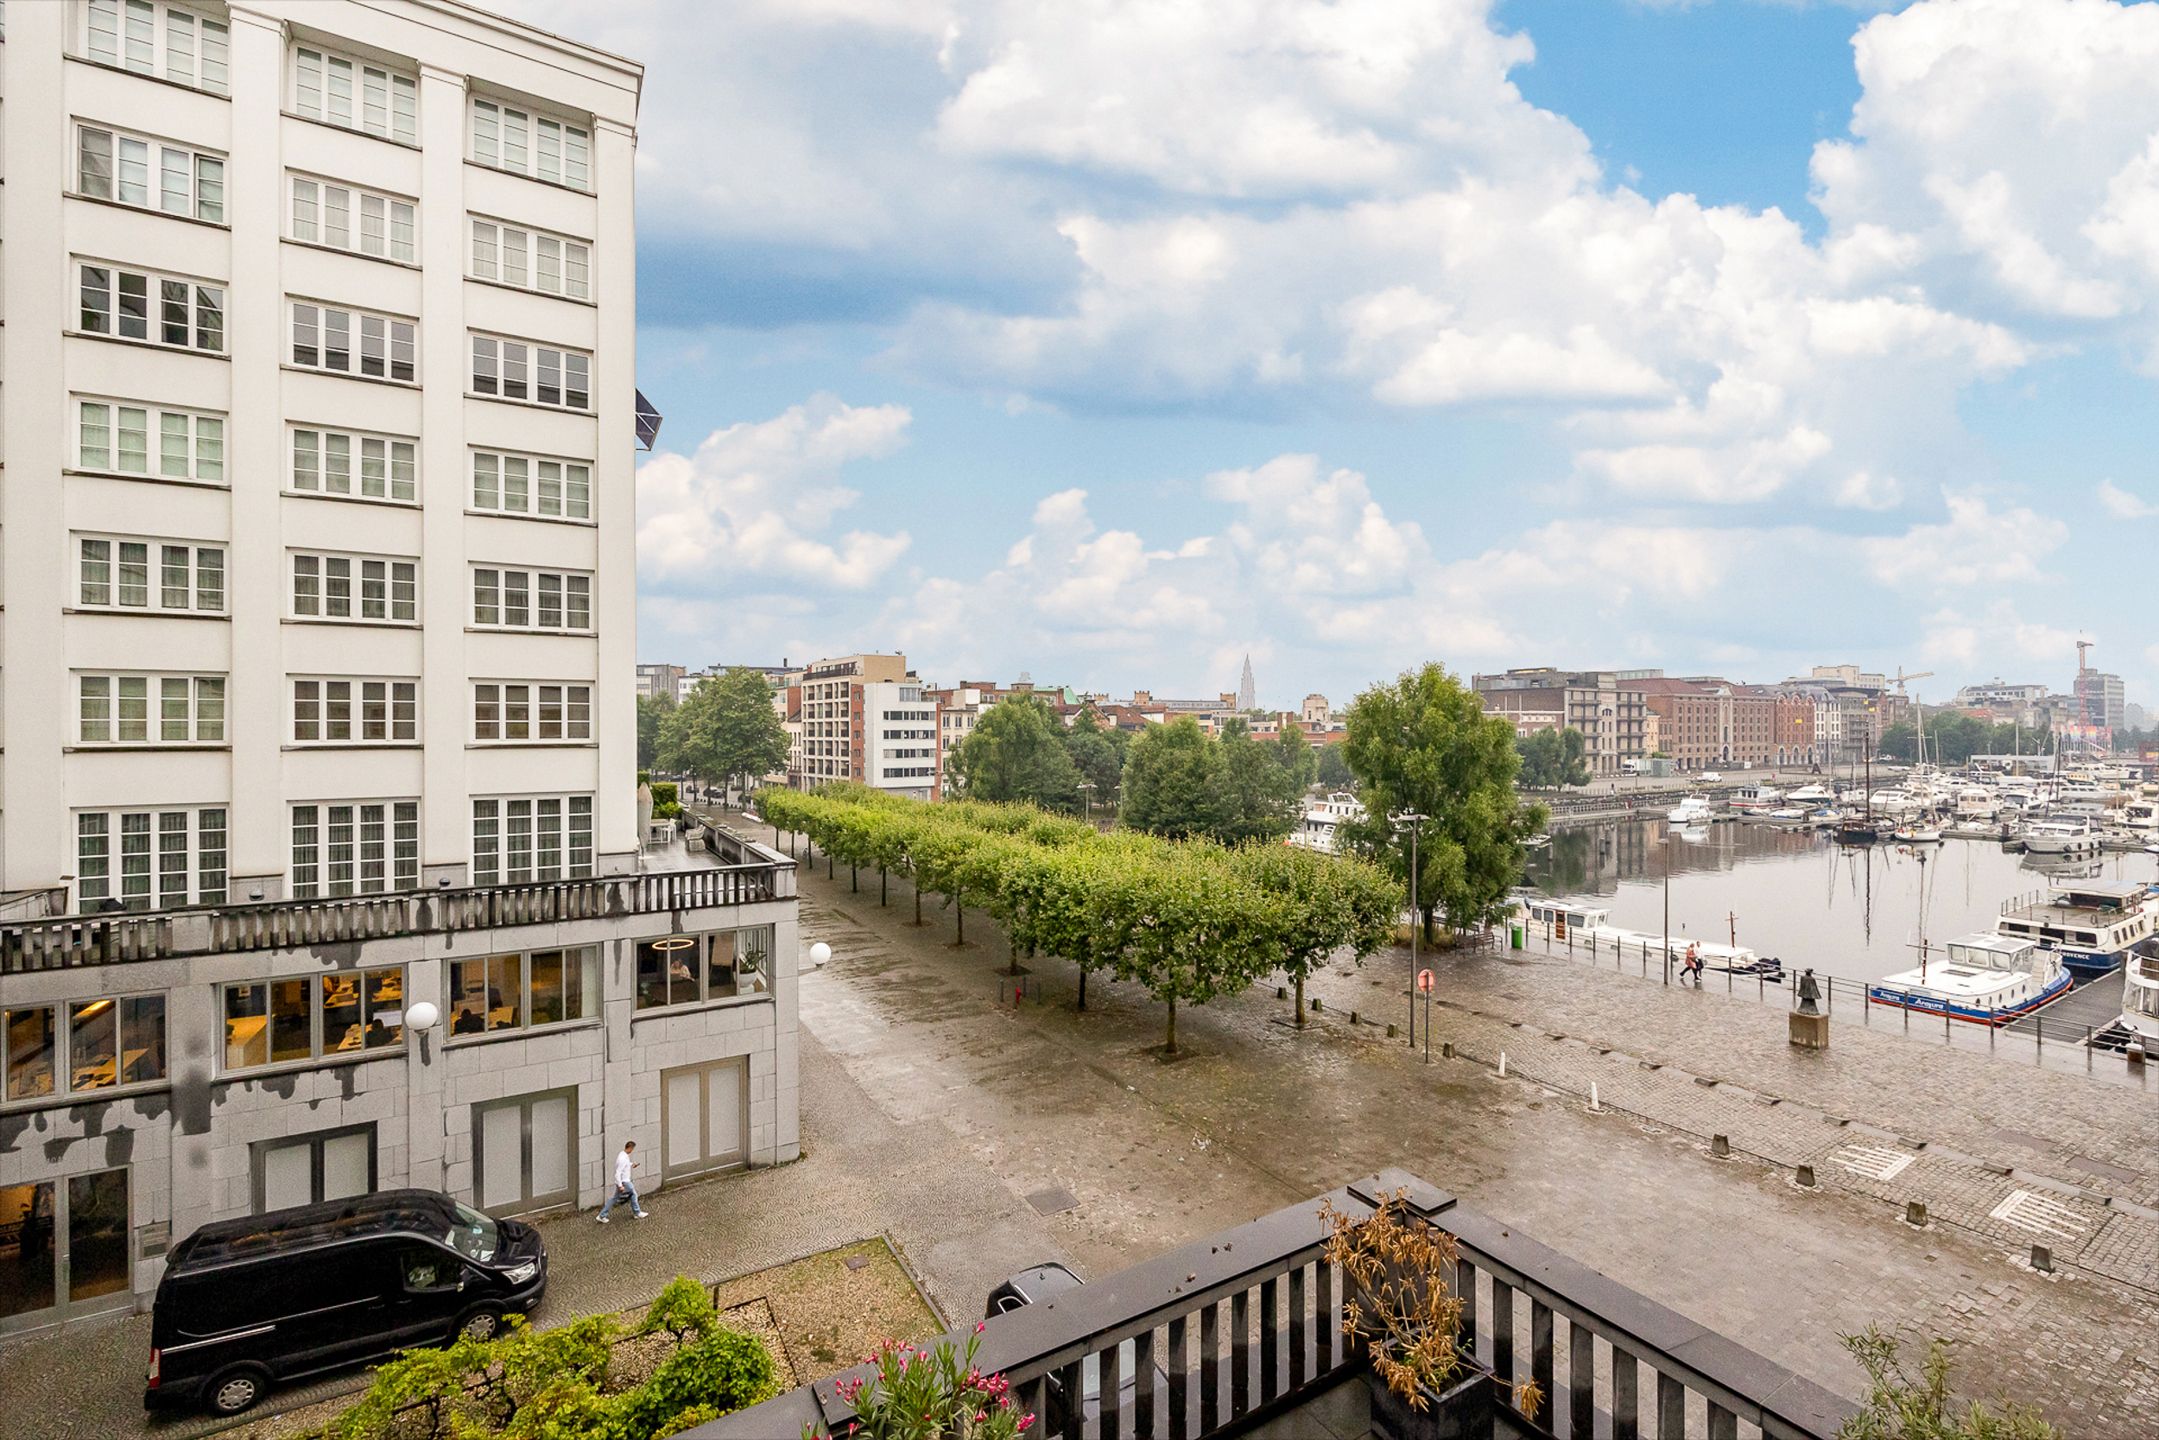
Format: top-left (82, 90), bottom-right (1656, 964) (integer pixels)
top-left (809, 942), bottom-right (832, 969)
top-left (405, 1001), bottom-right (441, 1031)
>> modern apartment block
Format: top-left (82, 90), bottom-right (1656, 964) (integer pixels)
top-left (1472, 669), bottom-right (1648, 776)
top-left (791, 653), bottom-right (938, 799)
top-left (635, 661), bottom-right (685, 702)
top-left (0, 0), bottom-right (798, 1337)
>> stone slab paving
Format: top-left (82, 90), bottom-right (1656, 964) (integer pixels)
top-left (778, 862), bottom-right (2157, 1435)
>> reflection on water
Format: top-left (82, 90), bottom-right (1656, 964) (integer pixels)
top-left (1524, 821), bottom-right (2159, 983)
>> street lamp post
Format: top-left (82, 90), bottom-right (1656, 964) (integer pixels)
top-left (1393, 811), bottom-right (1429, 1049)
top-left (1078, 780), bottom-right (1095, 827)
top-left (1661, 831), bottom-right (1673, 985)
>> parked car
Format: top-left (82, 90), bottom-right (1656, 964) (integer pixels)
top-left (987, 1262), bottom-right (1170, 1433)
top-left (145, 1189), bottom-right (547, 1417)
top-left (1699, 771), bottom-right (1723, 784)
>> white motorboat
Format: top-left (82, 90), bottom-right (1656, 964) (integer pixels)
top-left (1729, 783), bottom-right (1784, 815)
top-left (1667, 796), bottom-right (1714, 828)
top-left (2022, 817), bottom-right (2100, 855)
top-left (1785, 784), bottom-right (1834, 805)
top-left (1867, 934), bottom-right (2071, 1025)
top-left (1580, 926), bottom-right (1780, 976)
top-left (1519, 897), bottom-right (1611, 936)
top-left (1954, 786), bottom-right (1997, 822)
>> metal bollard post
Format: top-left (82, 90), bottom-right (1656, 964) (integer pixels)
top-left (1710, 1134), bottom-right (1730, 1158)
top-left (1796, 1164), bottom-right (1815, 1188)
top-left (1905, 1200), bottom-right (1927, 1228)
top-left (2030, 1244), bottom-right (2052, 1274)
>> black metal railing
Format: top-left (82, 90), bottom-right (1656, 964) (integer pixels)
top-left (689, 1168), bottom-right (1853, 1440)
top-left (0, 835), bottom-right (794, 974)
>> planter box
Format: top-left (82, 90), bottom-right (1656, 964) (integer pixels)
top-left (1364, 1361), bottom-right (1498, 1440)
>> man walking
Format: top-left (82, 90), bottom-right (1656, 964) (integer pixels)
top-left (597, 1139), bottom-right (649, 1222)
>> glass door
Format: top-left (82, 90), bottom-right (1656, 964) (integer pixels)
top-left (0, 1168), bottom-right (131, 1333)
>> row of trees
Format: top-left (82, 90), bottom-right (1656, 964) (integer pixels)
top-left (756, 782), bottom-right (1402, 1051)
top-left (1514, 727), bottom-right (1590, 788)
top-left (1878, 713), bottom-right (2059, 764)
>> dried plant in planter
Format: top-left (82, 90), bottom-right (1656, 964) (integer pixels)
top-left (1322, 1190), bottom-right (1542, 1422)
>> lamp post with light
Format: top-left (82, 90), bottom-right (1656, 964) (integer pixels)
top-left (1392, 810), bottom-right (1428, 1049)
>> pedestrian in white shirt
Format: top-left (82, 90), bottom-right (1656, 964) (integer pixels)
top-left (597, 1139), bottom-right (649, 1221)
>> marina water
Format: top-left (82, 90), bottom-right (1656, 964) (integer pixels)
top-left (1525, 819), bottom-right (2159, 986)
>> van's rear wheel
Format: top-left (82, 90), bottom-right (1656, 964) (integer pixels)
top-left (458, 1307), bottom-right (503, 1341)
top-left (205, 1365), bottom-right (268, 1416)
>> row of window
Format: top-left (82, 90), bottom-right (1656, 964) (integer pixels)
top-left (71, 676), bottom-right (592, 748)
top-left (78, 6), bottom-right (596, 191)
top-left (69, 538), bottom-right (595, 633)
top-left (68, 796), bottom-right (597, 912)
top-left (74, 407), bottom-right (590, 521)
top-left (1, 922), bottom-right (773, 1107)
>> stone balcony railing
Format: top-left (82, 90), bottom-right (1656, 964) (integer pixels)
top-left (0, 827), bottom-right (794, 975)
top-left (693, 1168), bottom-right (1854, 1440)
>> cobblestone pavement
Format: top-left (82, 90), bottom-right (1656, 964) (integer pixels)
top-left (780, 860), bottom-right (2156, 1435)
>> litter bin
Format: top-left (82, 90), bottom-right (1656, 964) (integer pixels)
top-left (1509, 921), bottom-right (1526, 950)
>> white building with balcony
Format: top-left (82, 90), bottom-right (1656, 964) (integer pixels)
top-left (0, 0), bottom-right (799, 1338)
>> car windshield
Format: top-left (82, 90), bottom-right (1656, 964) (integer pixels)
top-left (446, 1202), bottom-right (499, 1261)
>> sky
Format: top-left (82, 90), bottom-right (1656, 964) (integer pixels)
top-left (503, 0), bottom-right (2159, 713)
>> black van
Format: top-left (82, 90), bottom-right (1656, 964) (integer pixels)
top-left (144, 1189), bottom-right (548, 1416)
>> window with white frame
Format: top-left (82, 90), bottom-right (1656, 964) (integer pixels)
top-left (82, 0), bottom-right (228, 94)
top-left (470, 98), bottom-right (591, 189)
top-left (290, 552), bottom-right (418, 624)
top-left (470, 451), bottom-right (591, 520)
top-left (76, 398), bottom-right (225, 483)
top-left (290, 427), bottom-right (417, 503)
top-left (293, 45), bottom-right (417, 144)
top-left (469, 334), bottom-right (590, 410)
top-left (290, 802), bottom-right (420, 898)
top-left (473, 683), bottom-right (592, 743)
top-left (469, 219), bottom-right (590, 299)
top-left (221, 966), bottom-right (405, 1072)
top-left (76, 807), bottom-right (227, 910)
top-left (471, 796), bottom-right (594, 886)
top-left (78, 262), bottom-right (224, 352)
top-left (470, 567), bottom-right (592, 632)
top-left (290, 301), bottom-right (416, 382)
top-left (447, 946), bottom-right (599, 1038)
top-left (292, 679), bottom-right (419, 744)
top-left (76, 124), bottom-right (224, 222)
top-left (291, 176), bottom-right (416, 263)
top-left (77, 537), bottom-right (225, 614)
top-left (78, 674), bottom-right (225, 745)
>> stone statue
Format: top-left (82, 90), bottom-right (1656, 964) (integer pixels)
top-left (1797, 968), bottom-right (1822, 1016)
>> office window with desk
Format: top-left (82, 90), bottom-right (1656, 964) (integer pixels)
top-left (222, 969), bottom-right (403, 1072)
top-left (2, 996), bottom-right (167, 1103)
top-left (447, 947), bottom-right (598, 1039)
top-left (633, 927), bottom-right (775, 1012)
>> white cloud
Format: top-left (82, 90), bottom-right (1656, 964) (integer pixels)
top-left (1859, 490), bottom-right (2067, 589)
top-left (635, 394), bottom-right (913, 588)
top-left (2096, 479), bottom-right (2159, 519)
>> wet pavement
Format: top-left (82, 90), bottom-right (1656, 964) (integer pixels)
top-left (12, 840), bottom-right (2154, 1437)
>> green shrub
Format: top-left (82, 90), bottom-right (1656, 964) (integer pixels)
top-left (1838, 1328), bottom-right (2058, 1439)
top-left (650, 782), bottom-right (679, 808)
top-left (613, 1331), bottom-right (777, 1438)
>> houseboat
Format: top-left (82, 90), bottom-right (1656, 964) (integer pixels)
top-left (1519, 897), bottom-right (1612, 937)
top-left (1729, 783), bottom-right (1784, 815)
top-left (2120, 940), bottom-right (2159, 1047)
top-left (1866, 933), bottom-right (2071, 1024)
top-left (1995, 878), bottom-right (2158, 979)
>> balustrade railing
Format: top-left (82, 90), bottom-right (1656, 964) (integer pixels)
top-left (689, 1168), bottom-right (1852, 1440)
top-left (0, 836), bottom-right (793, 973)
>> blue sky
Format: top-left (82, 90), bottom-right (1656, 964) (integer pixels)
top-left (510, 0), bottom-right (2159, 713)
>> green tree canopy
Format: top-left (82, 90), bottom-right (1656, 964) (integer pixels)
top-left (1316, 743), bottom-right (1354, 790)
top-left (657, 669), bottom-right (788, 794)
top-left (1060, 711), bottom-right (1128, 807)
top-left (1515, 727), bottom-right (1591, 788)
top-left (1338, 663), bottom-right (1547, 939)
top-left (1119, 717), bottom-right (1227, 839)
top-left (1273, 718), bottom-right (1320, 791)
top-left (1216, 723), bottom-right (1302, 844)
top-left (946, 694), bottom-right (1082, 809)
top-left (637, 693), bottom-right (672, 772)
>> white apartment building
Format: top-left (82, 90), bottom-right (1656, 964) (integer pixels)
top-left (0, 0), bottom-right (798, 1338)
top-left (791, 654), bottom-right (938, 799)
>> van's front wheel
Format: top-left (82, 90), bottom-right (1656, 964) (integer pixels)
top-left (457, 1307), bottom-right (503, 1341)
top-left (205, 1365), bottom-right (268, 1416)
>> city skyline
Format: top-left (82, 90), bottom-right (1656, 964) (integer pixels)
top-left (498, 0), bottom-right (2159, 705)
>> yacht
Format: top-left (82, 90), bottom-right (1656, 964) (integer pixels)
top-left (2022, 816), bottom-right (2099, 855)
top-left (1785, 784), bottom-right (1834, 805)
top-left (1667, 795), bottom-right (1715, 828)
top-left (1995, 878), bottom-right (2159, 978)
top-left (1729, 782), bottom-right (1784, 815)
top-left (2121, 798), bottom-right (2159, 835)
top-left (1954, 786), bottom-right (1998, 822)
top-left (2120, 940), bottom-right (2159, 1047)
top-left (1867, 934), bottom-right (2071, 1025)
top-left (1892, 822), bottom-right (1943, 844)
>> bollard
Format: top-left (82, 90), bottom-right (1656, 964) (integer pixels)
top-left (2030, 1244), bottom-right (2053, 1274)
top-left (1442, 1041), bottom-right (1456, 1060)
top-left (2129, 1044), bottom-right (2147, 1070)
top-left (1349, 1010), bottom-right (1359, 1026)
top-left (1905, 1200), bottom-right (1927, 1228)
top-left (1796, 1164), bottom-right (1815, 1188)
top-left (1710, 1134), bottom-right (1730, 1158)
top-left (1311, 997), bottom-right (1323, 1012)
top-left (1588, 1083), bottom-right (1602, 1113)
top-left (1277, 986), bottom-right (1288, 1000)
top-left (1386, 1023), bottom-right (1398, 1038)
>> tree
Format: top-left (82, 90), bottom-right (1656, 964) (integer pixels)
top-left (1236, 845), bottom-right (1398, 1026)
top-left (946, 694), bottom-right (1081, 808)
top-left (637, 693), bottom-right (673, 772)
top-left (1119, 718), bottom-right (1226, 839)
top-left (659, 670), bottom-right (788, 797)
top-left (1316, 743), bottom-right (1354, 790)
top-left (1216, 723), bottom-right (1301, 844)
top-left (1338, 663), bottom-right (1547, 941)
top-left (1273, 718), bottom-right (1320, 791)
top-left (1515, 728), bottom-right (1590, 788)
top-left (1060, 711), bottom-right (1127, 809)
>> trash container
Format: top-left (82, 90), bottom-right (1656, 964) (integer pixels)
top-left (1509, 921), bottom-right (1526, 950)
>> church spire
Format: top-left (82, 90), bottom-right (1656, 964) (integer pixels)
top-left (1238, 654), bottom-right (1256, 712)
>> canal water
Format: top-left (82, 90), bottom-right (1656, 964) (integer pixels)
top-left (1523, 820), bottom-right (2159, 985)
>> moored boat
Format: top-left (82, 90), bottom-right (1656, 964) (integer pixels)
top-left (1995, 878), bottom-right (2158, 979)
top-left (1867, 934), bottom-right (2072, 1025)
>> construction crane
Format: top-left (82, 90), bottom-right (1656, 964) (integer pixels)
top-left (1890, 667), bottom-right (1933, 697)
top-left (2075, 639), bottom-right (2092, 676)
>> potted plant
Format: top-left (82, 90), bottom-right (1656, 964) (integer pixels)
top-left (1323, 1190), bottom-right (1540, 1440)
top-left (813, 1324), bottom-right (1034, 1440)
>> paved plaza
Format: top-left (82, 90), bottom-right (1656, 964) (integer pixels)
top-left (8, 844), bottom-right (2154, 1437)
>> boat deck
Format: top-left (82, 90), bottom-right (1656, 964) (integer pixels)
top-left (2000, 966), bottom-right (2124, 1038)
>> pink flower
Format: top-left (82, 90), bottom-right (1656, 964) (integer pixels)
top-left (976, 1321), bottom-right (987, 1333)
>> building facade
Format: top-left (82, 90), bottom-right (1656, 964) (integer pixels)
top-left (1472, 669), bottom-right (1648, 777)
top-left (1634, 678), bottom-right (1817, 771)
top-left (791, 654), bottom-right (937, 799)
top-left (636, 662), bottom-right (686, 702)
top-left (0, 0), bottom-right (800, 1339)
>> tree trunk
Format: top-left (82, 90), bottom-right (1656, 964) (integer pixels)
top-left (913, 886), bottom-right (923, 926)
top-left (1295, 973), bottom-right (1306, 1027)
top-left (1077, 967), bottom-right (1088, 1012)
top-left (954, 896), bottom-right (966, 945)
top-left (850, 863), bottom-right (858, 893)
top-left (827, 853), bottom-right (833, 880)
top-left (1009, 940), bottom-right (1027, 978)
top-left (1165, 993), bottom-right (1178, 1055)
top-left (880, 868), bottom-right (888, 906)
top-left (1421, 905), bottom-right (1437, 945)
